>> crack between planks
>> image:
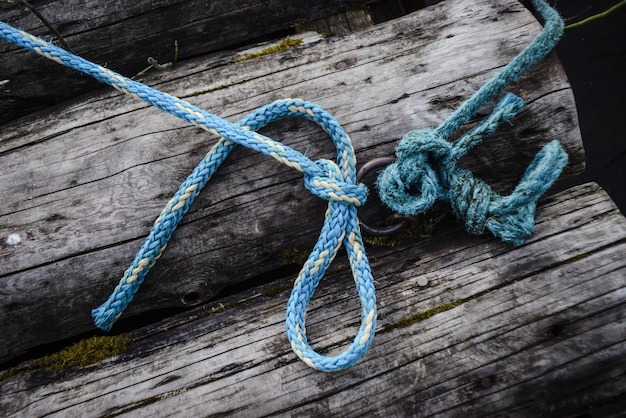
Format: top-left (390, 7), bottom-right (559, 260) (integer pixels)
top-left (0, 163), bottom-right (312, 283)
top-left (1, 129), bottom-right (212, 219)
top-left (0, 101), bottom-right (152, 157)
top-left (0, 234), bottom-right (140, 281)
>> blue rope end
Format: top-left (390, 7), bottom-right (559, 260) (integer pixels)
top-left (91, 307), bottom-right (114, 332)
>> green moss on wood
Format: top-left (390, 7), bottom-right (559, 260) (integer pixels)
top-left (293, 20), bottom-right (316, 33)
top-left (1, 334), bottom-right (130, 381)
top-left (382, 284), bottom-right (503, 334)
top-left (566, 252), bottom-right (593, 264)
top-left (349, 3), bottom-right (371, 13)
top-left (0, 367), bottom-right (18, 381)
top-left (195, 283), bottom-right (294, 322)
top-left (182, 79), bottom-right (248, 99)
top-left (238, 37), bottom-right (303, 62)
top-left (198, 301), bottom-right (243, 319)
top-left (383, 300), bottom-right (464, 333)
top-left (36, 335), bottom-right (130, 370)
top-left (260, 283), bottom-right (293, 297)
top-left (283, 247), bottom-right (309, 266)
top-left (560, 164), bottom-right (574, 177)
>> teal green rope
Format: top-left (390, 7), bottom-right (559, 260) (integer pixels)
top-left (0, 0), bottom-right (566, 371)
top-left (377, 0), bottom-right (568, 245)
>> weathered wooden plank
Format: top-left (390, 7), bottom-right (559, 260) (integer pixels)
top-left (0, 0), bottom-right (584, 363)
top-left (0, 0), bottom-right (378, 122)
top-left (1, 183), bottom-right (624, 416)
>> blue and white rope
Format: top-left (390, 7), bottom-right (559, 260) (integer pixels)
top-left (0, 22), bottom-right (374, 372)
top-left (0, 0), bottom-right (566, 371)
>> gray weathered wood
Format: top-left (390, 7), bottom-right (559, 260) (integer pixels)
top-left (0, 0), bottom-right (585, 363)
top-left (0, 0), bottom-right (377, 122)
top-left (1, 182), bottom-right (624, 416)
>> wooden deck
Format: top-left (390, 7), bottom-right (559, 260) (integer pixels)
top-left (0, 0), bottom-right (584, 363)
top-left (2, 182), bottom-right (625, 416)
top-left (1, 0), bottom-right (624, 416)
top-left (0, 0), bottom-right (376, 122)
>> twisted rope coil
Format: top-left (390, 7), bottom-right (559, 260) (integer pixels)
top-left (377, 0), bottom-right (569, 245)
top-left (0, 0), bottom-right (565, 371)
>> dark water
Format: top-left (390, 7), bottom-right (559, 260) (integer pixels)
top-left (553, 0), bottom-right (626, 214)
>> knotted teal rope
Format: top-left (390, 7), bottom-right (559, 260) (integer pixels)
top-left (377, 0), bottom-right (568, 245)
top-left (0, 0), bottom-right (565, 371)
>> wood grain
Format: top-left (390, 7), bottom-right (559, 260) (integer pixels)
top-left (0, 0), bottom-right (376, 122)
top-left (1, 183), bottom-right (624, 416)
top-left (0, 0), bottom-right (584, 363)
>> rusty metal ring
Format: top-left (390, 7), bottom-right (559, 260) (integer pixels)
top-left (356, 157), bottom-right (416, 236)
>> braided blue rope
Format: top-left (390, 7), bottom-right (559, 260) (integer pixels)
top-left (377, 0), bottom-right (569, 245)
top-left (0, 23), bottom-right (374, 371)
top-left (0, 0), bottom-right (566, 371)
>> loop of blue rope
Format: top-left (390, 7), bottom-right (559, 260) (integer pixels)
top-left (0, 23), bottom-right (374, 371)
top-left (0, 0), bottom-right (567, 371)
top-left (377, 0), bottom-right (569, 245)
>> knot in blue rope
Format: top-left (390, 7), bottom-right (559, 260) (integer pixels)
top-left (378, 93), bottom-right (568, 245)
top-left (304, 159), bottom-right (368, 206)
top-left (376, 0), bottom-right (569, 245)
top-left (377, 129), bottom-right (449, 215)
top-left (0, 15), bottom-right (379, 368)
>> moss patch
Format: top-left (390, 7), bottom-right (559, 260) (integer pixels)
top-left (560, 164), bottom-right (575, 178)
top-left (198, 301), bottom-right (242, 319)
top-left (238, 37), bottom-right (303, 62)
top-left (382, 285), bottom-right (497, 334)
top-left (382, 301), bottom-right (464, 333)
top-left (1, 334), bottom-right (130, 381)
top-left (36, 335), bottom-right (130, 370)
top-left (293, 20), bottom-right (315, 33)
top-left (260, 283), bottom-right (293, 298)
top-left (0, 367), bottom-right (18, 381)
top-left (282, 247), bottom-right (309, 266)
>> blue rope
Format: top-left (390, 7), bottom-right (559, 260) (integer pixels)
top-left (0, 23), bottom-right (374, 372)
top-left (0, 0), bottom-right (565, 370)
top-left (377, 0), bottom-right (568, 245)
